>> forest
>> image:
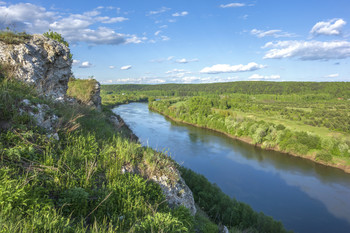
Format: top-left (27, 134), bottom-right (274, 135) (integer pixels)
top-left (102, 82), bottom-right (350, 171)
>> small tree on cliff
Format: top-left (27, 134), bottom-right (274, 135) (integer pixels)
top-left (43, 30), bottom-right (69, 47)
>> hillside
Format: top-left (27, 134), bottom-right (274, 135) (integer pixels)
top-left (0, 32), bottom-right (290, 232)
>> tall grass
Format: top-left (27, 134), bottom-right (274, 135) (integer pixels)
top-left (0, 75), bottom-right (194, 232)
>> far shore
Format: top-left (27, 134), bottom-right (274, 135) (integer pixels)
top-left (149, 106), bottom-right (350, 174)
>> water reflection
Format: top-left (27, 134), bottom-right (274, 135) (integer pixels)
top-left (114, 103), bottom-right (350, 233)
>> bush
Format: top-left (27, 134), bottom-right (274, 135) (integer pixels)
top-left (43, 30), bottom-right (69, 47)
top-left (316, 150), bottom-right (332, 162)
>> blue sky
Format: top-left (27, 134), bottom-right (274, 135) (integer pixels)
top-left (1, 0), bottom-right (349, 84)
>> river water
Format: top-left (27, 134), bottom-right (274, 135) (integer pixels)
top-left (113, 102), bottom-right (350, 233)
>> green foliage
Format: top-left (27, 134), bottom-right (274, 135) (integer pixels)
top-left (43, 29), bottom-right (69, 47)
top-left (316, 150), bottom-right (333, 162)
top-left (0, 30), bottom-right (32, 44)
top-left (59, 187), bottom-right (89, 217)
top-left (133, 211), bottom-right (190, 232)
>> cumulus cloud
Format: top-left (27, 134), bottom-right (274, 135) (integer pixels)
top-left (310, 19), bottom-right (346, 36)
top-left (251, 29), bottom-right (296, 38)
top-left (325, 73), bottom-right (339, 78)
top-left (200, 62), bottom-right (265, 74)
top-left (120, 65), bottom-right (132, 70)
top-left (0, 3), bottom-right (56, 31)
top-left (248, 74), bottom-right (281, 80)
top-left (154, 30), bottom-right (162, 36)
top-left (0, 3), bottom-right (140, 46)
top-left (109, 66), bottom-right (115, 69)
top-left (220, 3), bottom-right (245, 8)
top-left (172, 11), bottom-right (188, 17)
top-left (263, 40), bottom-right (350, 60)
top-left (175, 58), bottom-right (199, 64)
top-left (79, 61), bottom-right (93, 68)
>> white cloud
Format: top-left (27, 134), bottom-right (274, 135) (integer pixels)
top-left (150, 56), bottom-right (174, 63)
top-left (325, 73), bottom-right (339, 78)
top-left (248, 74), bottom-right (281, 80)
top-left (251, 29), bottom-right (296, 38)
top-left (175, 58), bottom-right (199, 64)
top-left (160, 25), bottom-right (168, 29)
top-left (100, 17), bottom-right (128, 24)
top-left (109, 66), bottom-right (115, 69)
top-left (161, 35), bottom-right (170, 41)
top-left (165, 69), bottom-right (192, 78)
top-left (310, 19), bottom-right (346, 36)
top-left (120, 65), bottom-right (132, 70)
top-left (72, 59), bottom-right (80, 66)
top-left (263, 40), bottom-right (350, 60)
top-left (0, 3), bottom-right (56, 31)
top-left (172, 11), bottom-right (188, 17)
top-left (0, 1), bottom-right (6, 5)
top-left (220, 3), bottom-right (245, 8)
top-left (0, 3), bottom-right (140, 46)
top-left (79, 61), bottom-right (93, 68)
top-left (115, 77), bottom-right (166, 84)
top-left (166, 69), bottom-right (187, 74)
top-left (200, 62), bottom-right (265, 74)
top-left (155, 30), bottom-right (162, 36)
top-left (125, 35), bottom-right (147, 44)
top-left (101, 79), bottom-right (113, 84)
top-left (148, 7), bottom-right (170, 15)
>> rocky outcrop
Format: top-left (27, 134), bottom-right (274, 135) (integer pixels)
top-left (152, 174), bottom-right (197, 216)
top-left (87, 79), bottom-right (102, 111)
top-left (121, 164), bottom-right (197, 215)
top-left (0, 34), bottom-right (72, 100)
top-left (20, 99), bottom-right (59, 140)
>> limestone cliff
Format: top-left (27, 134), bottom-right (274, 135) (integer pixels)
top-left (0, 34), bottom-right (72, 100)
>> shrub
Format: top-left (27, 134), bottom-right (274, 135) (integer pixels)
top-left (316, 150), bottom-right (332, 162)
top-left (43, 30), bottom-right (69, 47)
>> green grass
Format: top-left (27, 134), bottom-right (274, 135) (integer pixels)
top-left (0, 73), bottom-right (196, 232)
top-left (67, 78), bottom-right (98, 104)
top-left (0, 30), bottom-right (32, 44)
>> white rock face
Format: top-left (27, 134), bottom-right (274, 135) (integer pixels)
top-left (121, 164), bottom-right (197, 215)
top-left (0, 34), bottom-right (72, 100)
top-left (21, 99), bottom-right (59, 137)
top-left (152, 174), bottom-right (197, 216)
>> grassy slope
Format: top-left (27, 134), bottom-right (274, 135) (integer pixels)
top-left (0, 76), bottom-right (197, 232)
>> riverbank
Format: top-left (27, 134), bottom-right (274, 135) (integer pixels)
top-left (149, 106), bottom-right (350, 174)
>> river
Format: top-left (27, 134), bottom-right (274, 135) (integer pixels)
top-left (113, 102), bottom-right (350, 233)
